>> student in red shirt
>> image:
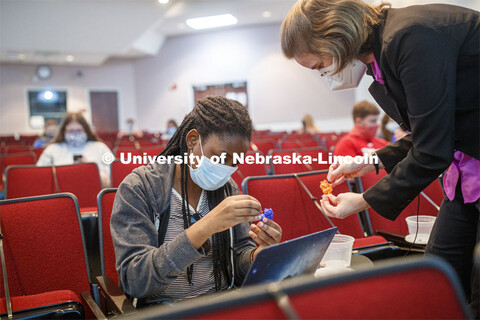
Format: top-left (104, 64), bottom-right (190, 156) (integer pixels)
top-left (333, 101), bottom-right (388, 157)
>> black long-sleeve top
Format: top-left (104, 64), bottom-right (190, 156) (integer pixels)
top-left (363, 4), bottom-right (479, 220)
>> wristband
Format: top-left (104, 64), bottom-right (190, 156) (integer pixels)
top-left (250, 247), bottom-right (257, 263)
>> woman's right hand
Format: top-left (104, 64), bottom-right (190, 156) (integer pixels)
top-left (327, 157), bottom-right (376, 186)
top-left (206, 195), bottom-right (261, 233)
top-left (186, 195), bottom-right (261, 250)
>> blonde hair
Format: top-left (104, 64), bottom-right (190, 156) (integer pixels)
top-left (303, 114), bottom-right (315, 128)
top-left (281, 0), bottom-right (389, 73)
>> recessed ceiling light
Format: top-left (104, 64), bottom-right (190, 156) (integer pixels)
top-left (186, 14), bottom-right (238, 30)
top-left (43, 90), bottom-right (54, 100)
top-left (262, 11), bottom-right (272, 18)
top-left (158, 0), bottom-right (169, 4)
top-left (66, 55), bottom-right (74, 62)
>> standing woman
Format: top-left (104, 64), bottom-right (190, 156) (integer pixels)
top-left (281, 0), bottom-right (479, 313)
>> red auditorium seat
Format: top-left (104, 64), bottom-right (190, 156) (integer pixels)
top-left (137, 257), bottom-right (471, 320)
top-left (250, 139), bottom-right (277, 156)
top-left (114, 147), bottom-right (143, 159)
top-left (0, 152), bottom-right (37, 192)
top-left (4, 146), bottom-right (33, 154)
top-left (97, 188), bottom-right (119, 285)
top-left (231, 151), bottom-right (269, 191)
top-left (111, 160), bottom-right (144, 187)
top-left (55, 163), bottom-right (102, 209)
top-left (5, 163), bottom-right (101, 211)
top-left (0, 193), bottom-right (103, 319)
top-left (268, 147), bottom-right (330, 174)
top-left (358, 170), bottom-right (444, 235)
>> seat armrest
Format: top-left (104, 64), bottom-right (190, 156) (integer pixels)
top-left (81, 291), bottom-right (107, 320)
top-left (96, 275), bottom-right (137, 315)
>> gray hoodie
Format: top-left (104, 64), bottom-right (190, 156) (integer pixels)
top-left (110, 162), bottom-right (256, 299)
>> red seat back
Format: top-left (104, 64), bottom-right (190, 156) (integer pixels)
top-left (268, 150), bottom-right (309, 174)
top-left (359, 170), bottom-right (443, 234)
top-left (54, 163), bottom-right (102, 208)
top-left (5, 165), bottom-right (56, 199)
top-left (1, 153), bottom-right (38, 190)
top-left (114, 148), bottom-right (143, 159)
top-left (244, 170), bottom-right (364, 241)
top-left (97, 188), bottom-right (118, 285)
top-left (4, 146), bottom-right (33, 154)
top-left (250, 140), bottom-right (277, 155)
top-left (232, 151), bottom-right (269, 191)
top-left (6, 163), bottom-right (101, 209)
top-left (111, 161), bottom-right (144, 187)
top-left (142, 258), bottom-right (470, 320)
top-left (288, 259), bottom-right (469, 319)
top-left (0, 193), bottom-right (91, 298)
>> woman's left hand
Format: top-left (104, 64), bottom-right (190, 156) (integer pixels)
top-left (249, 218), bottom-right (282, 257)
top-left (320, 192), bottom-right (370, 219)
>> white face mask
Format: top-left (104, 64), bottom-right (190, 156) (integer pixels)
top-left (188, 136), bottom-right (237, 191)
top-left (319, 60), bottom-right (367, 91)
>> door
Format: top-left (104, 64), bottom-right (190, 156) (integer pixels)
top-left (90, 91), bottom-right (119, 132)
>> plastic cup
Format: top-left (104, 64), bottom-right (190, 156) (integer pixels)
top-left (405, 215), bottom-right (436, 240)
top-left (320, 234), bottom-right (355, 268)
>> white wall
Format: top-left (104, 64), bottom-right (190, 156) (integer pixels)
top-left (0, 61), bottom-right (137, 135)
top-left (133, 23), bottom-right (356, 133)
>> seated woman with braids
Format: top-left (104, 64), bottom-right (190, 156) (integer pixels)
top-left (111, 96), bottom-right (282, 306)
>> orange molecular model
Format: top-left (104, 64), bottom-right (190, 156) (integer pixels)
top-left (320, 179), bottom-right (333, 195)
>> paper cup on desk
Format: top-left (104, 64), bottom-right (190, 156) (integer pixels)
top-left (405, 215), bottom-right (436, 244)
top-left (320, 234), bottom-right (355, 268)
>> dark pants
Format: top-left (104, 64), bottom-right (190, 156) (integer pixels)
top-left (426, 182), bottom-right (479, 317)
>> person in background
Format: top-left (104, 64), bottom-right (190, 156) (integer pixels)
top-left (117, 118), bottom-right (143, 139)
top-left (166, 119), bottom-right (178, 139)
top-left (33, 119), bottom-right (59, 149)
top-left (333, 101), bottom-right (387, 157)
top-left (36, 112), bottom-right (114, 187)
top-left (380, 114), bottom-right (407, 143)
top-left (111, 96), bottom-right (282, 306)
top-left (281, 0), bottom-right (479, 314)
top-left (299, 114), bottom-right (320, 135)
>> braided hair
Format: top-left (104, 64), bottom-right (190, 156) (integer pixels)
top-left (161, 96), bottom-right (252, 290)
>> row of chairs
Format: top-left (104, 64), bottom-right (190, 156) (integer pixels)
top-left (3, 160), bottom-right (444, 237)
top-left (0, 191), bottom-right (469, 319)
top-left (136, 257), bottom-right (471, 319)
top-left (242, 169), bottom-right (444, 240)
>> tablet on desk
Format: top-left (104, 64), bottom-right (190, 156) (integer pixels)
top-left (242, 227), bottom-right (337, 287)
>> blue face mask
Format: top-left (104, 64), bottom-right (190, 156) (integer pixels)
top-left (65, 132), bottom-right (87, 148)
top-left (167, 127), bottom-right (177, 137)
top-left (188, 135), bottom-right (237, 191)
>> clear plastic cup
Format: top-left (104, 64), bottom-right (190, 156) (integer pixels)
top-left (405, 215), bottom-right (436, 240)
top-left (320, 234), bottom-right (355, 268)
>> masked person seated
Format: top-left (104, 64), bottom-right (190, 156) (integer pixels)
top-left (333, 101), bottom-right (388, 157)
top-left (110, 96), bottom-right (282, 307)
top-left (36, 112), bottom-right (114, 187)
top-left (33, 119), bottom-right (59, 149)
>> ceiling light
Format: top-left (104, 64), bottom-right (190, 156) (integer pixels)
top-left (158, 0), bottom-right (169, 4)
top-left (186, 14), bottom-right (238, 30)
top-left (66, 55), bottom-right (74, 62)
top-left (43, 90), bottom-right (54, 100)
top-left (262, 11), bottom-right (272, 18)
